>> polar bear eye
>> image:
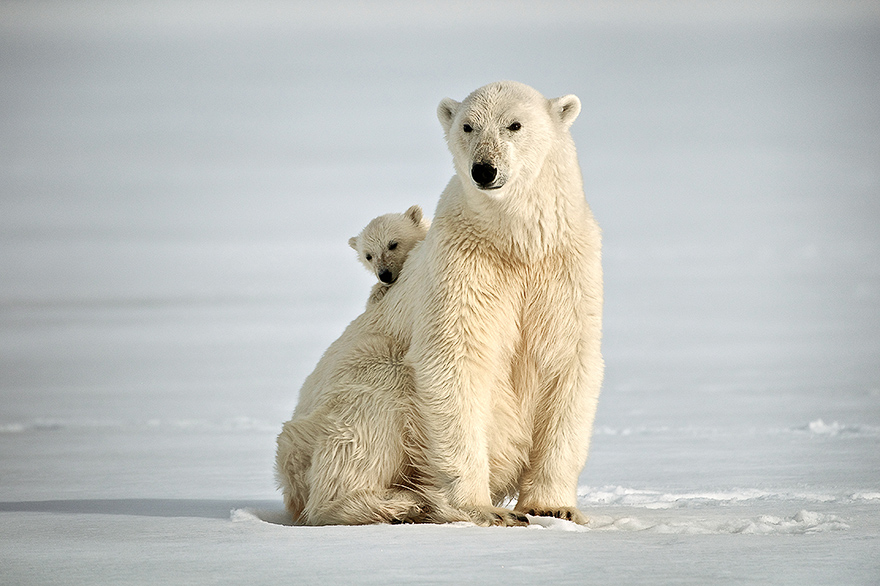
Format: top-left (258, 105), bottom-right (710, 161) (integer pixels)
top-left (508, 122), bottom-right (522, 131)
top-left (365, 254), bottom-right (372, 261)
top-left (388, 241), bottom-right (398, 250)
top-left (462, 124), bottom-right (473, 133)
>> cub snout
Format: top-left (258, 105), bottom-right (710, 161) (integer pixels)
top-left (471, 162), bottom-right (499, 189)
top-left (378, 268), bottom-right (395, 284)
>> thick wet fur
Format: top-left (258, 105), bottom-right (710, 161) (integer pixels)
top-left (276, 81), bottom-right (602, 526)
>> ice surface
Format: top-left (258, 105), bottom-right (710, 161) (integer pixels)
top-left (1, 1), bottom-right (879, 584)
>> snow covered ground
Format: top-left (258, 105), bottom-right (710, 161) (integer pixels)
top-left (1, 1), bottom-right (879, 584)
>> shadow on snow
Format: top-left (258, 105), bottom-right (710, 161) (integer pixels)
top-left (0, 499), bottom-right (293, 524)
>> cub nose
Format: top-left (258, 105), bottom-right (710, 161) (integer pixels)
top-left (471, 162), bottom-right (497, 187)
top-left (378, 269), bottom-right (394, 284)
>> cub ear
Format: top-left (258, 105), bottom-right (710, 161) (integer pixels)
top-left (404, 205), bottom-right (423, 226)
top-left (348, 236), bottom-right (358, 251)
top-left (550, 94), bottom-right (581, 129)
top-left (437, 98), bottom-right (460, 133)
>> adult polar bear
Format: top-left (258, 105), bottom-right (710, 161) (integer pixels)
top-left (276, 81), bottom-right (602, 526)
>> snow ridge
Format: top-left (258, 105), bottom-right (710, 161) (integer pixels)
top-left (0, 417), bottom-right (278, 434)
top-left (593, 420), bottom-right (880, 438)
top-left (578, 485), bottom-right (879, 508)
top-left (586, 510), bottom-right (849, 535)
top-left (801, 419), bottom-right (880, 437)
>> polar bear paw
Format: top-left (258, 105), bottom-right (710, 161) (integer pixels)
top-left (388, 502), bottom-right (427, 524)
top-left (521, 506), bottom-right (588, 525)
top-left (466, 506), bottom-right (530, 527)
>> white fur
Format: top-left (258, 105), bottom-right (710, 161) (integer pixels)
top-left (348, 205), bottom-right (430, 304)
top-left (276, 81), bottom-right (602, 526)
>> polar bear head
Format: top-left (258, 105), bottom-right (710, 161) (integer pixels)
top-left (437, 81), bottom-right (580, 196)
top-left (348, 205), bottom-right (430, 285)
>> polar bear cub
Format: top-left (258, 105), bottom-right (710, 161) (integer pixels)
top-left (349, 205), bottom-right (430, 303)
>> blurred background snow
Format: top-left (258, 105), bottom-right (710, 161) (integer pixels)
top-left (1, 1), bottom-right (878, 583)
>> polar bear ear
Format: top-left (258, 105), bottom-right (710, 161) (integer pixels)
top-left (404, 205), bottom-right (423, 226)
top-left (348, 236), bottom-right (358, 251)
top-left (550, 94), bottom-right (581, 129)
top-left (437, 98), bottom-right (460, 133)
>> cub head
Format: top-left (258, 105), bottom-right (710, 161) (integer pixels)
top-left (436, 80), bottom-right (580, 195)
top-left (348, 205), bottom-right (430, 285)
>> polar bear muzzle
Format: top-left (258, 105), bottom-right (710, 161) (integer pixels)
top-left (471, 162), bottom-right (501, 189)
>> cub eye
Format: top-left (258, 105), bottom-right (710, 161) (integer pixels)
top-left (388, 241), bottom-right (398, 250)
top-left (365, 254), bottom-right (372, 261)
top-left (463, 124), bottom-right (473, 133)
top-left (508, 122), bottom-right (522, 131)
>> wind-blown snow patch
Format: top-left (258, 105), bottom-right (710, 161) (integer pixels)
top-left (579, 486), bottom-right (777, 509)
top-left (801, 419), bottom-right (880, 437)
top-left (578, 485), bottom-right (863, 509)
top-left (0, 423), bottom-right (27, 433)
top-left (230, 508), bottom-right (263, 523)
top-left (587, 510), bottom-right (849, 535)
top-left (851, 492), bottom-right (880, 501)
top-left (231, 508), bottom-right (294, 526)
top-left (0, 419), bottom-right (71, 433)
top-left (147, 417), bottom-right (278, 432)
top-left (0, 416), bottom-right (278, 434)
top-left (525, 515), bottom-right (589, 532)
top-left (594, 422), bottom-right (880, 438)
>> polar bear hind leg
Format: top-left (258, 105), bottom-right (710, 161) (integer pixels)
top-left (300, 423), bottom-right (424, 525)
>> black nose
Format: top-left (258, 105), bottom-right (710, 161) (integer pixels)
top-left (378, 269), bottom-right (394, 284)
top-left (471, 162), bottom-right (497, 187)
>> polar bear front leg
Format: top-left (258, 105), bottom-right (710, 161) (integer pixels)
top-left (515, 336), bottom-right (602, 525)
top-left (411, 354), bottom-right (528, 527)
top-left (409, 284), bottom-right (527, 527)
